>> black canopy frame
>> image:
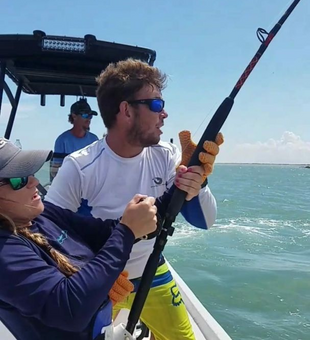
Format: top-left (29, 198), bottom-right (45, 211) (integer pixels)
top-left (0, 30), bottom-right (156, 139)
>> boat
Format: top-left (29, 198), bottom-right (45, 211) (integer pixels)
top-left (0, 31), bottom-right (232, 340)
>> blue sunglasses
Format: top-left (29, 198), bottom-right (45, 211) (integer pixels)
top-left (79, 112), bottom-right (93, 119)
top-left (127, 98), bottom-right (165, 113)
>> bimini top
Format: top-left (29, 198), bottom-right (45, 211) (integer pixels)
top-left (0, 30), bottom-right (156, 97)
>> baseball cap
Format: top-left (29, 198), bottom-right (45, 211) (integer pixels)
top-left (70, 99), bottom-right (98, 116)
top-left (0, 138), bottom-right (53, 178)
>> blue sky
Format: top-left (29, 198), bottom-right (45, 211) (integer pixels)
top-left (1, 0), bottom-right (309, 163)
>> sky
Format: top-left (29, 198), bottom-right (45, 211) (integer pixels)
top-left (0, 0), bottom-right (309, 164)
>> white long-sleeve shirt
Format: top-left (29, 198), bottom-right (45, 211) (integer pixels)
top-left (46, 138), bottom-right (217, 279)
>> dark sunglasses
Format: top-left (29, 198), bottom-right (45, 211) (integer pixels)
top-left (127, 98), bottom-right (165, 113)
top-left (79, 112), bottom-right (93, 119)
top-left (0, 176), bottom-right (29, 190)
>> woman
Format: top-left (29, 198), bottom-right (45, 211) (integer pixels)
top-left (0, 138), bottom-right (159, 340)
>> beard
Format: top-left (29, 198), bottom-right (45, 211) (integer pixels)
top-left (128, 112), bottom-right (160, 147)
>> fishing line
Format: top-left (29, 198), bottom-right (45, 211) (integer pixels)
top-left (180, 0), bottom-right (295, 153)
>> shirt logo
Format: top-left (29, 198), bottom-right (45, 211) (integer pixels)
top-left (152, 177), bottom-right (163, 186)
top-left (57, 230), bottom-right (68, 244)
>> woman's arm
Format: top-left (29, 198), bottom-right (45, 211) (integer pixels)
top-left (43, 201), bottom-right (120, 252)
top-left (0, 223), bottom-right (134, 333)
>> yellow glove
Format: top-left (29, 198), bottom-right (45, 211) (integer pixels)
top-left (178, 130), bottom-right (224, 182)
top-left (108, 271), bottom-right (134, 306)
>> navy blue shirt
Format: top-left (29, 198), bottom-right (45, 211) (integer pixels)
top-left (0, 202), bottom-right (135, 340)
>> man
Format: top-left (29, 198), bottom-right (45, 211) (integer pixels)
top-left (46, 59), bottom-right (223, 340)
top-left (50, 98), bottom-right (99, 179)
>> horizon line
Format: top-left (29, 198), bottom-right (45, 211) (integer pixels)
top-left (217, 162), bottom-right (309, 166)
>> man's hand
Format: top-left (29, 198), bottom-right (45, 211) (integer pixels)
top-left (178, 130), bottom-right (224, 182)
top-left (108, 271), bottom-right (134, 306)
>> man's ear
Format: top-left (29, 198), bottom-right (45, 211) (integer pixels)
top-left (119, 101), bottom-right (132, 119)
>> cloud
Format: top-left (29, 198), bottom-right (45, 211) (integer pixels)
top-left (0, 103), bottom-right (37, 125)
top-left (218, 132), bottom-right (310, 164)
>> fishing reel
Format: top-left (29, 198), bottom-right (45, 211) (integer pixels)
top-left (94, 322), bottom-right (146, 340)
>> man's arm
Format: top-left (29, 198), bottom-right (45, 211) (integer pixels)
top-left (166, 142), bottom-right (217, 229)
top-left (50, 135), bottom-right (65, 180)
top-left (180, 186), bottom-right (217, 229)
top-left (45, 156), bottom-right (83, 212)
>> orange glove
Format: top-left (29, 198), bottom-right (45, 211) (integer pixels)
top-left (178, 130), bottom-right (224, 182)
top-left (108, 271), bottom-right (134, 306)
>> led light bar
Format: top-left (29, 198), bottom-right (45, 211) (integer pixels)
top-left (42, 38), bottom-right (86, 53)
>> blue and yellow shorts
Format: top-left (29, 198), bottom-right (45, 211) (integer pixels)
top-left (113, 261), bottom-right (195, 340)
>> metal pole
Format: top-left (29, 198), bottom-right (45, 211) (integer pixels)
top-left (4, 82), bottom-right (23, 139)
top-left (0, 62), bottom-right (6, 116)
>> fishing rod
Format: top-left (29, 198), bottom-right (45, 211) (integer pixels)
top-left (124, 0), bottom-right (301, 336)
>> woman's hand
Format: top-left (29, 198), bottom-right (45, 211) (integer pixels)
top-left (121, 194), bottom-right (157, 238)
top-left (174, 165), bottom-right (204, 201)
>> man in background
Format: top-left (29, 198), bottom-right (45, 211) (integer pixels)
top-left (50, 98), bottom-right (99, 179)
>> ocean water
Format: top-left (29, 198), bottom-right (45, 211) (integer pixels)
top-left (34, 163), bottom-right (310, 340)
top-left (164, 164), bottom-right (310, 340)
